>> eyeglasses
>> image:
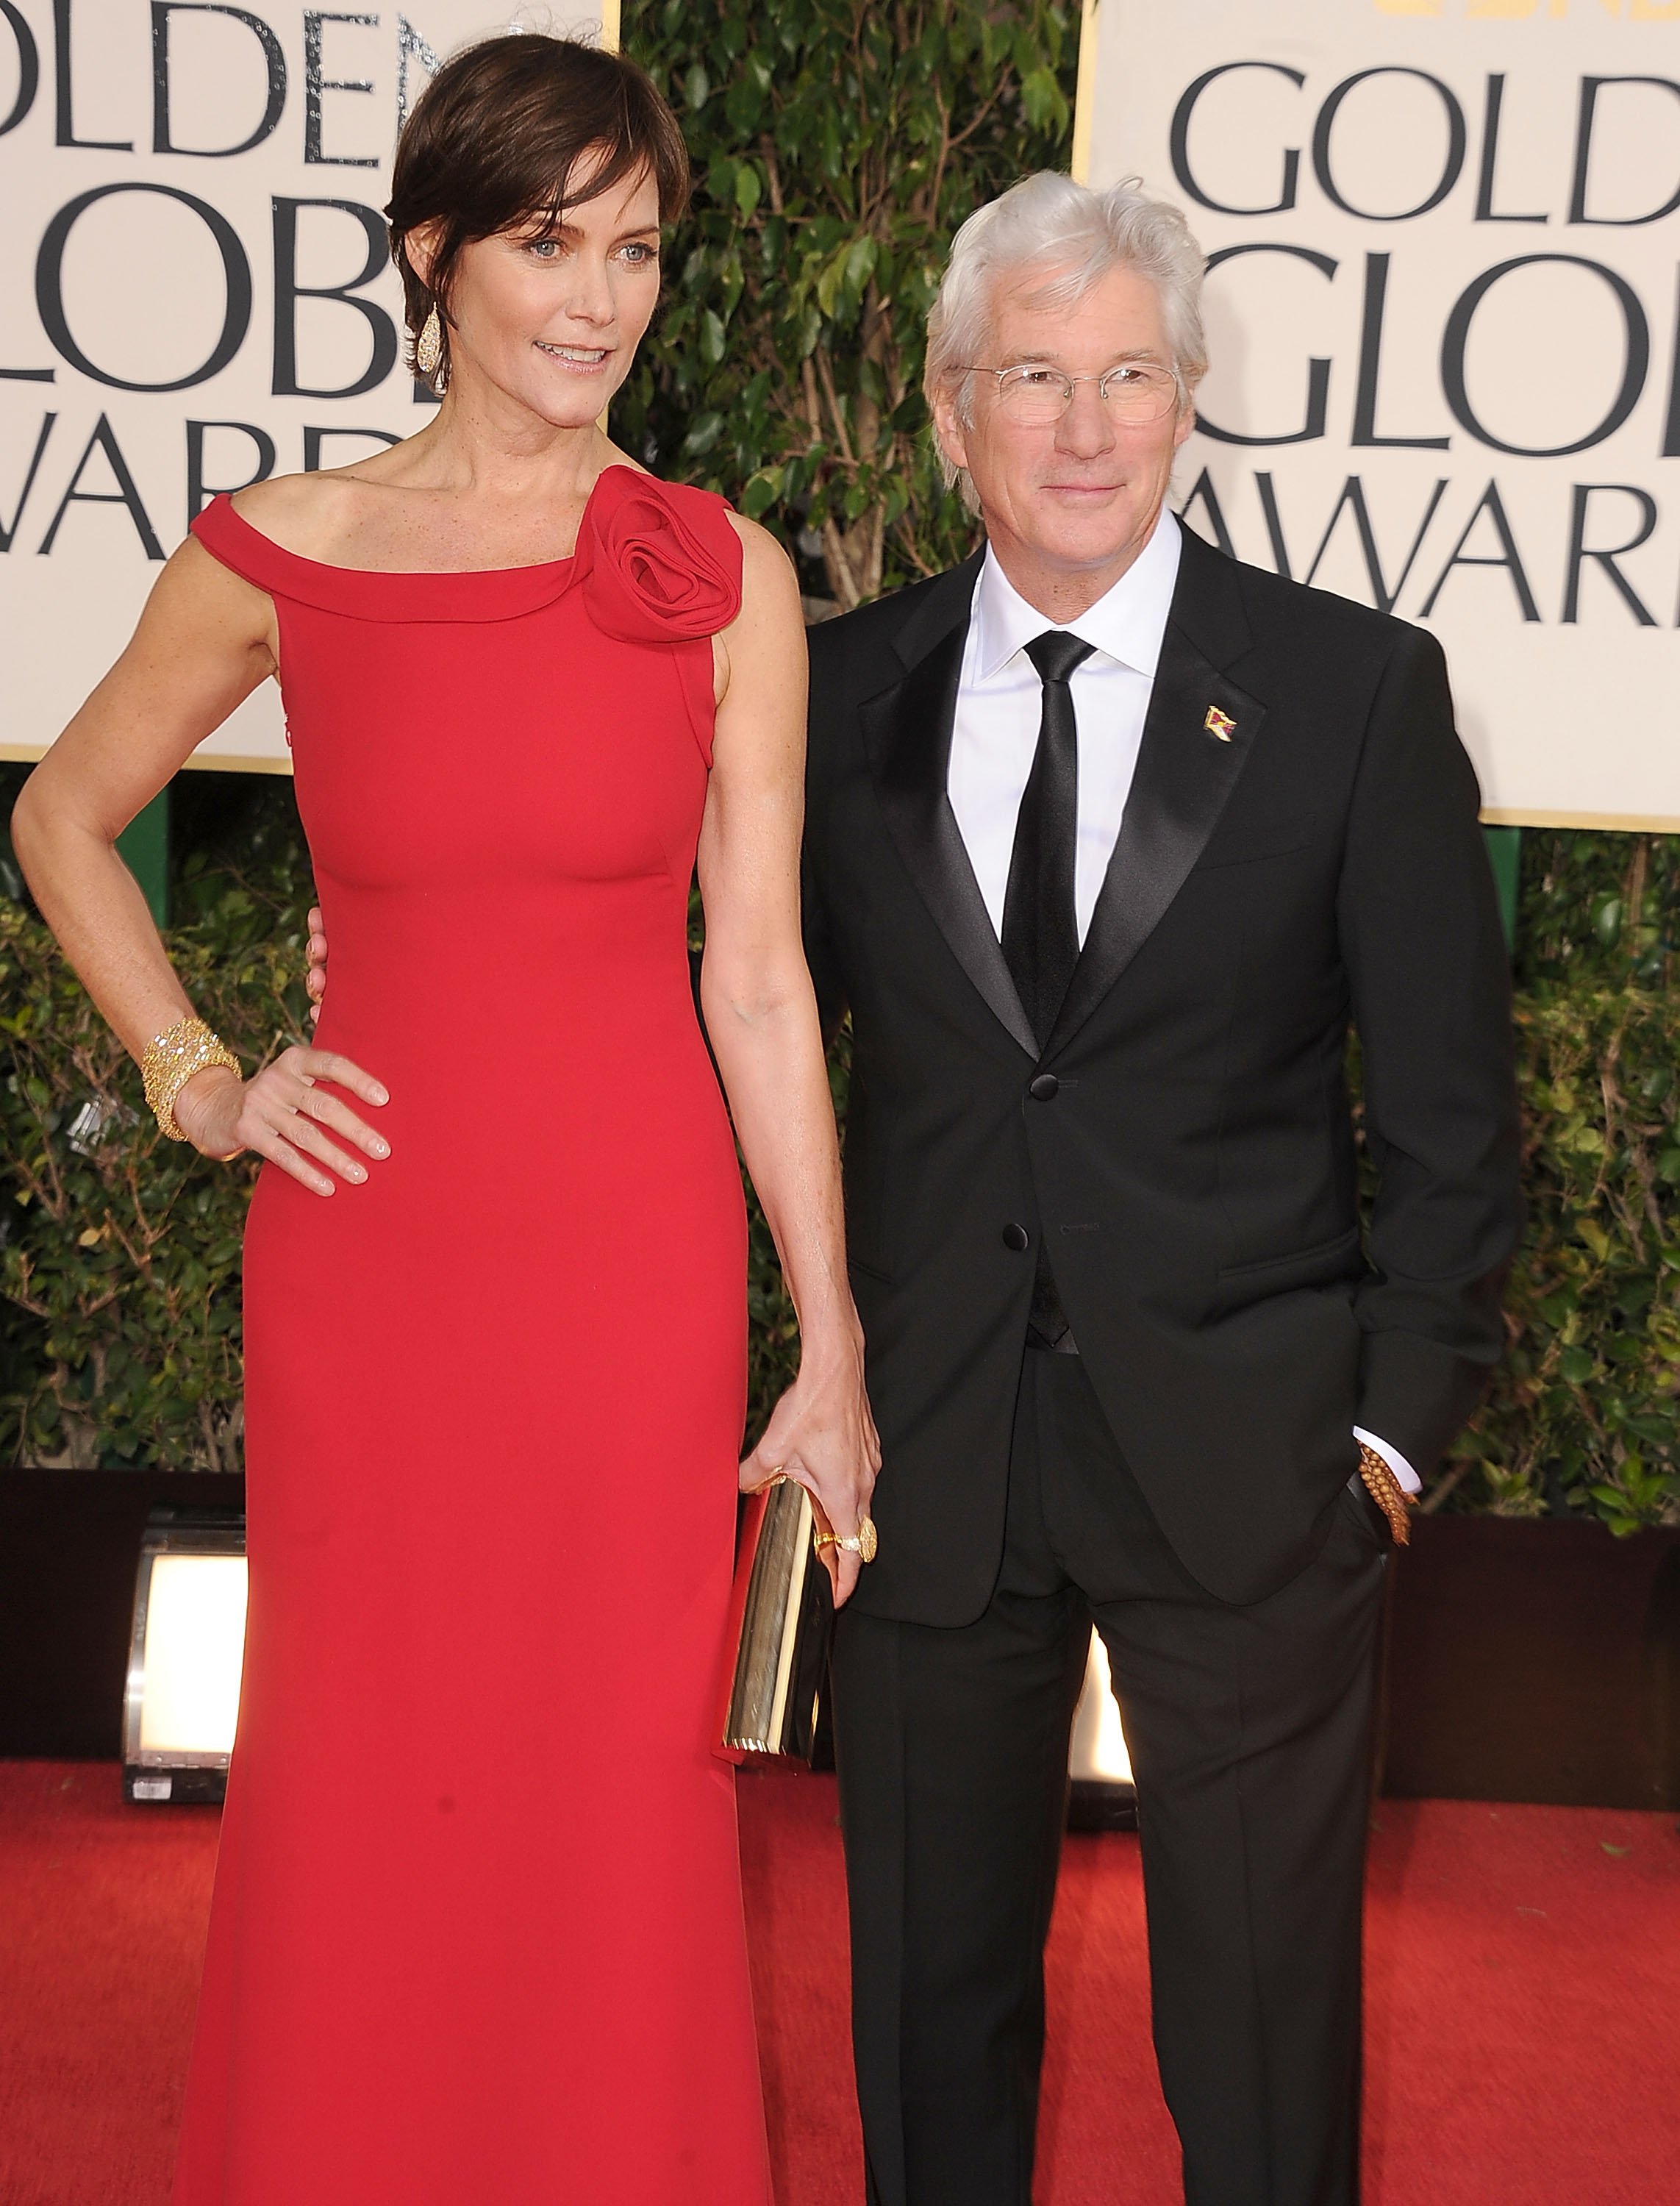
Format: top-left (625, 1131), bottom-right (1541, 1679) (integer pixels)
top-left (954, 360), bottom-right (1182, 426)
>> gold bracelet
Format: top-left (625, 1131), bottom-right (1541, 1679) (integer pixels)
top-left (140, 1016), bottom-right (240, 1142)
top-left (1357, 1442), bottom-right (1415, 1548)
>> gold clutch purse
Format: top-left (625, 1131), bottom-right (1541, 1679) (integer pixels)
top-left (716, 1478), bottom-right (834, 1764)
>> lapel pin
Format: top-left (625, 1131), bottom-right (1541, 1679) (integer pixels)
top-left (1204, 704), bottom-right (1235, 742)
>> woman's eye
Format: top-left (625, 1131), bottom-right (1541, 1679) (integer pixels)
top-left (619, 242), bottom-right (657, 266)
top-left (526, 238), bottom-right (560, 260)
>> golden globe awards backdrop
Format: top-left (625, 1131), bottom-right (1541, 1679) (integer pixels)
top-left (0, 2), bottom-right (609, 773)
top-left (1078, 0), bottom-right (1680, 829)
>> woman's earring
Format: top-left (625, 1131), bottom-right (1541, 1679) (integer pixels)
top-left (415, 303), bottom-right (442, 377)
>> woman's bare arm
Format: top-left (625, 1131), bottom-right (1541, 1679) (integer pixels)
top-left (699, 518), bottom-right (879, 1602)
top-left (12, 538), bottom-right (389, 1193)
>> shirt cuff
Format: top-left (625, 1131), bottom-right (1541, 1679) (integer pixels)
top-left (1353, 1426), bottom-right (1421, 1496)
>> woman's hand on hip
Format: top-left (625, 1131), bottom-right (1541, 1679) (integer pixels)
top-left (171, 1044), bottom-right (390, 1198)
top-left (740, 1334), bottom-right (881, 1607)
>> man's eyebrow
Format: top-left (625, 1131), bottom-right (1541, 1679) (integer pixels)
top-left (998, 346), bottom-right (1168, 368)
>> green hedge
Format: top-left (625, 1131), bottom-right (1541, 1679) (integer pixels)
top-left (3, 794), bottom-right (1677, 1531)
top-left (0, 787), bottom-right (310, 1468)
top-left (1447, 981), bottom-right (1680, 1528)
top-left (1444, 829), bottom-right (1680, 1528)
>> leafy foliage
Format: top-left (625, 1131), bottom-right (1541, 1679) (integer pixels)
top-left (1514, 830), bottom-right (1680, 993)
top-left (16, 816), bottom-right (1677, 1532)
top-left (1444, 986), bottom-right (1680, 1531)
top-left (617, 0), bottom-right (1078, 604)
top-left (1, 797), bottom-right (315, 1469)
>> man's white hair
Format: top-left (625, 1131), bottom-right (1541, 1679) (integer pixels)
top-left (924, 171), bottom-right (1208, 501)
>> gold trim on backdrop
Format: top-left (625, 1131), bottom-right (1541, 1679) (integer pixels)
top-left (1, 745), bottom-right (294, 777)
top-left (177, 752), bottom-right (296, 777)
top-left (1070, 0), bottom-right (1100, 185)
top-left (4, 750), bottom-right (1673, 820)
top-left (1480, 809), bottom-right (1680, 835)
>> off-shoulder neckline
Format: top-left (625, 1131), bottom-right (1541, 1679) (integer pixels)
top-left (213, 461), bottom-right (641, 579)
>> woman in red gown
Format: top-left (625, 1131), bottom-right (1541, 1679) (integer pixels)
top-left (12, 35), bottom-right (878, 2205)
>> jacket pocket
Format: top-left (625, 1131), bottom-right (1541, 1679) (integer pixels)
top-left (1217, 1222), bottom-right (1360, 1283)
top-left (1340, 1476), bottom-right (1393, 1557)
top-left (1196, 812), bottom-right (1319, 870)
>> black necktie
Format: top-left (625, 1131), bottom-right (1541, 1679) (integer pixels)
top-left (1002, 630), bottom-right (1096, 1051)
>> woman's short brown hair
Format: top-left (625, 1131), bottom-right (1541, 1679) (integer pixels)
top-left (387, 33), bottom-right (692, 393)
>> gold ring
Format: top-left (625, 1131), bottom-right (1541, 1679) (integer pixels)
top-left (815, 1516), bottom-right (878, 1564)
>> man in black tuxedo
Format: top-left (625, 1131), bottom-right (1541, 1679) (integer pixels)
top-left (802, 174), bottom-right (1520, 2206)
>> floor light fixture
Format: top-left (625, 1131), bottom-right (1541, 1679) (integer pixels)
top-left (124, 1508), bottom-right (247, 1804)
top-left (1068, 1627), bottom-right (1137, 1830)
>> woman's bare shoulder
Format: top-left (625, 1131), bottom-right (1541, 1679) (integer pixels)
top-left (727, 510), bottom-right (800, 626)
top-left (226, 469), bottom-right (386, 562)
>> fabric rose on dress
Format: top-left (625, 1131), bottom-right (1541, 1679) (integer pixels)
top-left (580, 469), bottom-right (743, 644)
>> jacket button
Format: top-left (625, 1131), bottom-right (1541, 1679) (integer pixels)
top-left (1001, 1223), bottom-right (1030, 1252)
top-left (1029, 1073), bottom-right (1059, 1101)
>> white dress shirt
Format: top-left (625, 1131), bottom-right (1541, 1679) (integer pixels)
top-left (948, 510), bottom-right (1182, 947)
top-left (943, 510), bottom-right (1419, 1497)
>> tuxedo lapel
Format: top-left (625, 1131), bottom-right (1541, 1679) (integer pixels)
top-left (859, 558), bottom-right (1039, 1061)
top-left (1044, 530), bottom-right (1265, 1058)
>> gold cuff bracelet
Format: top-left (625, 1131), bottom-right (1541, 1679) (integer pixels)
top-left (1357, 1443), bottom-right (1415, 1547)
top-left (141, 1016), bottom-right (240, 1142)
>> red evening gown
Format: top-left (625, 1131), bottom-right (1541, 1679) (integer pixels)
top-left (175, 467), bottom-right (772, 2204)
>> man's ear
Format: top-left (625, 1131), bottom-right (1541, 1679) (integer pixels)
top-left (1173, 400), bottom-right (1197, 452)
top-left (930, 379), bottom-right (970, 479)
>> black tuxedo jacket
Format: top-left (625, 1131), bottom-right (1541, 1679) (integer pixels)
top-left (803, 525), bottom-right (1522, 1619)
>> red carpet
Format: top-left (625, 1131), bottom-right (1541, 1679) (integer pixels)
top-left (1, 1762), bottom-right (1676, 2205)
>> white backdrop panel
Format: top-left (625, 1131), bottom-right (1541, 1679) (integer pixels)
top-left (1081, 0), bottom-right (1680, 829)
top-left (1, 2), bottom-right (605, 772)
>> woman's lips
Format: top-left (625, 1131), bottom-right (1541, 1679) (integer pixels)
top-left (535, 342), bottom-right (613, 373)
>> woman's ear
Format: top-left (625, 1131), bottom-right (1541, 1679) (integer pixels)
top-left (403, 219), bottom-right (444, 295)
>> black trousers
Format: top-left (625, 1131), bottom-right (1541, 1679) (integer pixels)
top-left (831, 1345), bottom-right (1390, 2206)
